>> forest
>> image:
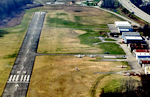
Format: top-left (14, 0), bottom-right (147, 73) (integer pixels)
top-left (0, 0), bottom-right (33, 19)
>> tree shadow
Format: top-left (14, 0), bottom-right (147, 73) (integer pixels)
top-left (0, 30), bottom-right (9, 37)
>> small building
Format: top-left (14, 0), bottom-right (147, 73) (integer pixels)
top-left (114, 21), bottom-right (133, 34)
top-left (122, 32), bottom-right (140, 39)
top-left (124, 36), bottom-right (143, 44)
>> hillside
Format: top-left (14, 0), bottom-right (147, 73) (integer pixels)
top-left (0, 0), bottom-right (33, 20)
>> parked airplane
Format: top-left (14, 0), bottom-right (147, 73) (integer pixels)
top-left (74, 54), bottom-right (85, 58)
top-left (87, 55), bottom-right (97, 58)
top-left (117, 65), bottom-right (127, 68)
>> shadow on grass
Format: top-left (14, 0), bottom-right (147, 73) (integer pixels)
top-left (0, 30), bottom-right (9, 37)
top-left (4, 52), bottom-right (18, 59)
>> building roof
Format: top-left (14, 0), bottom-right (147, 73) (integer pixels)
top-left (138, 58), bottom-right (150, 61)
top-left (133, 49), bottom-right (150, 52)
top-left (125, 36), bottom-right (142, 40)
top-left (115, 21), bottom-right (131, 27)
top-left (122, 32), bottom-right (140, 35)
top-left (119, 29), bottom-right (129, 31)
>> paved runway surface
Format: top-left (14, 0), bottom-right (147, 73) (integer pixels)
top-left (2, 12), bottom-right (46, 97)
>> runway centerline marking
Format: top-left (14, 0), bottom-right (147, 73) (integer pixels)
top-left (27, 49), bottom-right (29, 53)
top-left (24, 57), bottom-right (26, 62)
top-left (29, 42), bottom-right (31, 46)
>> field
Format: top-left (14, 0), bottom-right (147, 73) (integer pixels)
top-left (38, 6), bottom-right (125, 54)
top-left (27, 55), bottom-right (138, 97)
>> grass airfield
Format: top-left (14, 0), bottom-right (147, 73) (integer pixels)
top-left (0, 6), bottom-right (140, 96)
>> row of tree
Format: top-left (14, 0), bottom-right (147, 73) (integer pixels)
top-left (101, 0), bottom-right (120, 9)
top-left (0, 0), bottom-right (33, 19)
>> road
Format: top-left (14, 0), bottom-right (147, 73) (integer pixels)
top-left (118, 0), bottom-right (150, 23)
top-left (2, 12), bottom-right (46, 97)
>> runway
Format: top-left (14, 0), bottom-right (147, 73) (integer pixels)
top-left (2, 12), bottom-right (46, 97)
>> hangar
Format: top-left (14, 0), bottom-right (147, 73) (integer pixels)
top-left (114, 21), bottom-right (133, 34)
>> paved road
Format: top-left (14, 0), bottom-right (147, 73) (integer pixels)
top-left (118, 0), bottom-right (150, 23)
top-left (2, 12), bottom-right (46, 97)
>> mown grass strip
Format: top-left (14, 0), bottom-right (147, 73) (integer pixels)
top-left (90, 74), bottom-right (109, 97)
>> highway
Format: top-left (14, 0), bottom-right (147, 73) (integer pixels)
top-left (2, 12), bottom-right (46, 97)
top-left (118, 0), bottom-right (150, 23)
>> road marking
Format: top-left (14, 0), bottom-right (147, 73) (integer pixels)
top-left (20, 75), bottom-right (24, 81)
top-left (12, 75), bottom-right (16, 81)
top-left (24, 75), bottom-right (27, 81)
top-left (8, 75), bottom-right (13, 81)
top-left (17, 71), bottom-right (20, 73)
top-left (27, 75), bottom-right (30, 81)
top-left (16, 75), bottom-right (19, 81)
top-left (27, 49), bottom-right (29, 53)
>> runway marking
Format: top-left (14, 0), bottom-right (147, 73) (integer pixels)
top-left (21, 66), bottom-right (24, 70)
top-left (24, 57), bottom-right (26, 62)
top-left (24, 75), bottom-right (27, 81)
top-left (23, 71), bottom-right (26, 74)
top-left (17, 71), bottom-right (20, 73)
top-left (31, 36), bottom-right (33, 40)
top-left (27, 75), bottom-right (30, 81)
top-left (27, 49), bottom-right (29, 53)
top-left (20, 75), bottom-right (24, 81)
top-left (16, 75), bottom-right (19, 81)
top-left (8, 75), bottom-right (13, 81)
top-left (12, 75), bottom-right (16, 81)
top-left (29, 42), bottom-right (31, 46)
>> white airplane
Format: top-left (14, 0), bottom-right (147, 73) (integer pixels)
top-left (117, 65), bottom-right (127, 68)
top-left (87, 55), bottom-right (97, 58)
top-left (74, 54), bottom-right (85, 58)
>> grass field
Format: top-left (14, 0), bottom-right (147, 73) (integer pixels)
top-left (38, 6), bottom-right (125, 54)
top-left (27, 55), bottom-right (132, 97)
top-left (98, 42), bottom-right (125, 54)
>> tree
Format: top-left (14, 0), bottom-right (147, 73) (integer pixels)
top-left (143, 24), bottom-right (150, 36)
